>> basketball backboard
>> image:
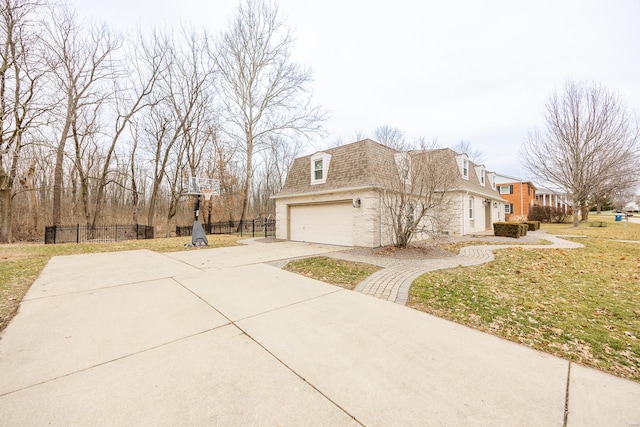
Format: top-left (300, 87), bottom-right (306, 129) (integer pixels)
top-left (188, 177), bottom-right (220, 199)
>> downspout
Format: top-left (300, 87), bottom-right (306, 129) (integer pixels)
top-left (520, 182), bottom-right (524, 217)
top-left (379, 190), bottom-right (382, 246)
top-left (462, 191), bottom-right (468, 235)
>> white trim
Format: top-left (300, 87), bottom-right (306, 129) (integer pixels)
top-left (310, 152), bottom-right (331, 185)
top-left (272, 185), bottom-right (376, 199)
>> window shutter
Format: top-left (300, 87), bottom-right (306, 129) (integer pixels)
top-left (509, 185), bottom-right (514, 194)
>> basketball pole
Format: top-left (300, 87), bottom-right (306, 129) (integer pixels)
top-left (194, 194), bottom-right (200, 221)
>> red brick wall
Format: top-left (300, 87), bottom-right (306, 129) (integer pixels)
top-left (498, 182), bottom-right (536, 219)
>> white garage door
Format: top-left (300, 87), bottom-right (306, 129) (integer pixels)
top-left (289, 202), bottom-right (354, 246)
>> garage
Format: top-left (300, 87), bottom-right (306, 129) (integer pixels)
top-left (289, 202), bottom-right (354, 246)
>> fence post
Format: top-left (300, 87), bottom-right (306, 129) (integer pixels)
top-left (252, 219), bottom-right (255, 238)
top-left (76, 224), bottom-right (79, 243)
top-left (264, 218), bottom-right (267, 239)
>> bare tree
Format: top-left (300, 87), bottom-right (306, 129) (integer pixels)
top-left (451, 140), bottom-right (485, 165)
top-left (374, 125), bottom-right (411, 151)
top-left (140, 26), bottom-right (214, 230)
top-left (521, 79), bottom-right (640, 226)
top-left (44, 7), bottom-right (119, 225)
top-left (0, 0), bottom-right (48, 243)
top-left (380, 141), bottom-right (459, 248)
top-left (254, 134), bottom-right (302, 214)
top-left (88, 28), bottom-right (164, 228)
top-left (215, 0), bottom-right (325, 226)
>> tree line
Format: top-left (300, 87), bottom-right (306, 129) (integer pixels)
top-left (0, 0), bottom-right (324, 243)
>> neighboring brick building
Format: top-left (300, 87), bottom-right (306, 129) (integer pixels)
top-left (494, 174), bottom-right (537, 220)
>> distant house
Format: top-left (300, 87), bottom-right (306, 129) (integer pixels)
top-left (535, 186), bottom-right (571, 213)
top-left (494, 174), bottom-right (537, 220)
top-left (272, 139), bottom-right (505, 247)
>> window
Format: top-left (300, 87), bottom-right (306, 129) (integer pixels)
top-left (480, 169), bottom-right (485, 185)
top-left (505, 203), bottom-right (514, 214)
top-left (314, 159), bottom-right (323, 180)
top-left (469, 197), bottom-right (474, 219)
top-left (456, 154), bottom-right (470, 180)
top-left (310, 152), bottom-right (331, 184)
top-left (499, 185), bottom-right (513, 195)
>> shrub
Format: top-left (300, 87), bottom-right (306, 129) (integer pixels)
top-left (494, 222), bottom-right (525, 238)
top-left (519, 223), bottom-right (528, 236)
top-left (549, 207), bottom-right (570, 223)
top-left (589, 221), bottom-right (608, 227)
top-left (509, 214), bottom-right (528, 223)
top-left (528, 205), bottom-right (550, 222)
top-left (524, 220), bottom-right (540, 231)
top-left (528, 205), bottom-right (570, 223)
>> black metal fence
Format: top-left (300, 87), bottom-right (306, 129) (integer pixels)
top-left (176, 219), bottom-right (276, 239)
top-left (45, 224), bottom-right (154, 244)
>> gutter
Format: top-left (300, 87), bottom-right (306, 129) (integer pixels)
top-left (271, 185), bottom-right (378, 200)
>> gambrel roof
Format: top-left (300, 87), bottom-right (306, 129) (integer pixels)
top-left (274, 139), bottom-right (503, 200)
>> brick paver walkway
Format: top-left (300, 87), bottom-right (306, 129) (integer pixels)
top-left (340, 232), bottom-right (584, 305)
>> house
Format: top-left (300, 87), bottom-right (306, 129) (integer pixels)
top-left (272, 139), bottom-right (506, 247)
top-left (494, 174), bottom-right (537, 220)
top-left (535, 186), bottom-right (571, 213)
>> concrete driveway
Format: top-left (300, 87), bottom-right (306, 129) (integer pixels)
top-left (0, 240), bottom-right (639, 426)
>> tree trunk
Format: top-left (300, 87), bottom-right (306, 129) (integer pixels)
top-left (0, 167), bottom-right (12, 243)
top-left (20, 163), bottom-right (39, 234)
top-left (237, 138), bottom-right (253, 230)
top-left (53, 104), bottom-right (73, 226)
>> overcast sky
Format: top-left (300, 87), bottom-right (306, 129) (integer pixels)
top-left (72, 0), bottom-right (640, 178)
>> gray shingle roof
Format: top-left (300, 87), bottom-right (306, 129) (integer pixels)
top-left (274, 139), bottom-right (503, 200)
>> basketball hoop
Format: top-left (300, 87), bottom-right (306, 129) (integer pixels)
top-left (201, 188), bottom-right (216, 201)
top-left (188, 176), bottom-right (220, 199)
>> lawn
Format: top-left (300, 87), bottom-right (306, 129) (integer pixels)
top-left (0, 235), bottom-right (240, 332)
top-left (284, 257), bottom-right (381, 290)
top-left (410, 216), bottom-right (640, 382)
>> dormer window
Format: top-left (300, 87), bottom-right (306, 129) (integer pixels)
top-left (488, 172), bottom-right (496, 190)
top-left (314, 159), bottom-right (323, 180)
top-left (310, 152), bottom-right (331, 184)
top-left (455, 154), bottom-right (470, 180)
top-left (475, 167), bottom-right (485, 186)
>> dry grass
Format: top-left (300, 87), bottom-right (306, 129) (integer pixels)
top-left (0, 235), bottom-right (240, 332)
top-left (410, 219), bottom-right (640, 382)
top-left (284, 257), bottom-right (381, 290)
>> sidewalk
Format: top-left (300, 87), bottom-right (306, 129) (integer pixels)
top-left (0, 241), bottom-right (638, 425)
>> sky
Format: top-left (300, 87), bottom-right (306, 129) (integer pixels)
top-left (71, 0), bottom-right (640, 178)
